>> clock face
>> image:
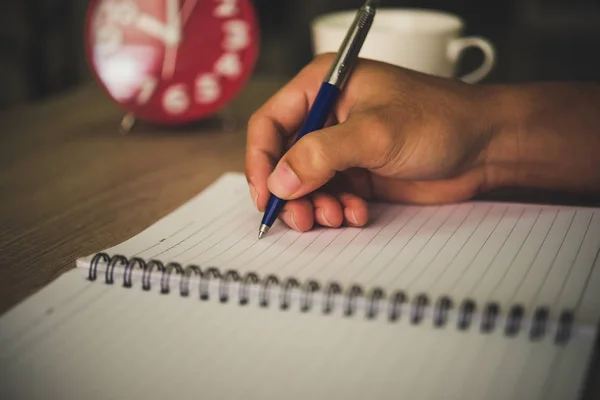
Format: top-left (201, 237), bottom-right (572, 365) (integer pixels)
top-left (85, 0), bottom-right (259, 124)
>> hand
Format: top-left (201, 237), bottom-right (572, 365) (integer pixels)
top-left (245, 54), bottom-right (499, 232)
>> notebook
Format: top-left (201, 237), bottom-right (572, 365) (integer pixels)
top-left (1, 172), bottom-right (599, 399)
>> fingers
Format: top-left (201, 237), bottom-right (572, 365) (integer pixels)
top-left (337, 193), bottom-right (369, 226)
top-left (311, 192), bottom-right (343, 228)
top-left (279, 198), bottom-right (314, 232)
top-left (278, 192), bottom-right (369, 232)
top-left (267, 115), bottom-right (393, 200)
top-left (245, 55), bottom-right (336, 211)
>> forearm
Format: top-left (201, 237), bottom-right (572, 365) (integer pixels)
top-left (485, 82), bottom-right (600, 196)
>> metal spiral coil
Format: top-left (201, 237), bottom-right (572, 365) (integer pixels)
top-left (87, 253), bottom-right (576, 344)
top-left (300, 280), bottom-right (320, 312)
top-left (280, 278), bottom-right (300, 310)
top-left (433, 296), bottom-right (453, 328)
top-left (220, 270), bottom-right (241, 303)
top-left (239, 273), bottom-right (259, 305)
top-left (505, 304), bottom-right (524, 337)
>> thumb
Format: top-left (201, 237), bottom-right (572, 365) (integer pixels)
top-left (267, 116), bottom-right (390, 200)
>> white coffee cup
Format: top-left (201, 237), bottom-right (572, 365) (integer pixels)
top-left (311, 8), bottom-right (496, 84)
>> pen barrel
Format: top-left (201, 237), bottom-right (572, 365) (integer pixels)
top-left (260, 83), bottom-right (340, 228)
top-left (260, 1), bottom-right (376, 230)
top-left (325, 4), bottom-right (376, 88)
top-left (295, 82), bottom-right (340, 143)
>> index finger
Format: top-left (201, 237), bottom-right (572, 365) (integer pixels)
top-left (245, 54), bottom-right (335, 211)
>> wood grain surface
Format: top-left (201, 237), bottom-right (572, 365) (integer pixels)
top-left (0, 77), bottom-right (282, 314)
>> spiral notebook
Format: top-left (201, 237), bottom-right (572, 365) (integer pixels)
top-left (2, 172), bottom-right (600, 399)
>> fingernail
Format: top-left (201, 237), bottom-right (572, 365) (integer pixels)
top-left (268, 161), bottom-right (301, 198)
top-left (280, 211), bottom-right (299, 231)
top-left (319, 208), bottom-right (332, 227)
top-left (249, 183), bottom-right (259, 209)
top-left (346, 208), bottom-right (358, 225)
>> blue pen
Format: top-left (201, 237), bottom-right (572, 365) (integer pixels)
top-left (258, 0), bottom-right (379, 239)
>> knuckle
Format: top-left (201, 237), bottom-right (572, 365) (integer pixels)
top-left (298, 53), bottom-right (336, 77)
top-left (358, 113), bottom-right (397, 166)
top-left (313, 52), bottom-right (336, 65)
top-left (247, 111), bottom-right (262, 133)
top-left (296, 135), bottom-right (332, 173)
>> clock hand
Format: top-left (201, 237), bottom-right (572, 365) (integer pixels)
top-left (162, 0), bottom-right (183, 80)
top-left (181, 0), bottom-right (199, 27)
top-left (134, 14), bottom-right (169, 42)
top-left (164, 0), bottom-right (182, 45)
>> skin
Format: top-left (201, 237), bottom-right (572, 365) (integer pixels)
top-left (245, 53), bottom-right (600, 232)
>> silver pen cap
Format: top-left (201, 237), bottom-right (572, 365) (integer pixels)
top-left (324, 0), bottom-right (379, 88)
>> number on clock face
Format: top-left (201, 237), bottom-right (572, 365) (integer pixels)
top-left (196, 74), bottom-right (220, 104)
top-left (87, 0), bottom-right (258, 124)
top-left (223, 20), bottom-right (250, 52)
top-left (215, 0), bottom-right (238, 18)
top-left (158, 6), bottom-right (250, 115)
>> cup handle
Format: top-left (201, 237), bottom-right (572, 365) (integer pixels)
top-left (448, 36), bottom-right (496, 84)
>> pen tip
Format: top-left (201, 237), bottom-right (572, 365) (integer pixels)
top-left (258, 224), bottom-right (270, 240)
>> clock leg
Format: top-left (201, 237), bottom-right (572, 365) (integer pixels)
top-left (119, 112), bottom-right (136, 135)
top-left (219, 106), bottom-right (238, 133)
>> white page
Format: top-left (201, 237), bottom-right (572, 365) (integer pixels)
top-left (0, 269), bottom-right (596, 400)
top-left (76, 173), bottom-right (600, 326)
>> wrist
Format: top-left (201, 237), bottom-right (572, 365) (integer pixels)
top-left (480, 84), bottom-right (523, 192)
top-left (480, 82), bottom-right (600, 196)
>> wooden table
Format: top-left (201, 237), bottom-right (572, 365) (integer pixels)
top-left (0, 76), bottom-right (282, 314)
top-left (0, 76), bottom-right (599, 398)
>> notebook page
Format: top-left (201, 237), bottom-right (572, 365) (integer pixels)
top-left (77, 173), bottom-right (600, 324)
top-left (0, 273), bottom-right (595, 400)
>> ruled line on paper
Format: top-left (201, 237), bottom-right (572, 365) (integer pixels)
top-left (386, 205), bottom-right (477, 291)
top-left (80, 174), bottom-right (600, 327)
top-left (146, 201), bottom-right (249, 260)
top-left (442, 205), bottom-right (510, 296)
top-left (573, 247), bottom-right (600, 322)
top-left (458, 206), bottom-right (526, 297)
top-left (523, 210), bottom-right (579, 306)
top-left (174, 212), bottom-right (256, 263)
top-left (255, 232), bottom-right (309, 274)
top-left (483, 208), bottom-right (542, 302)
top-left (226, 229), bottom-right (296, 273)
top-left (317, 205), bottom-right (409, 284)
top-left (419, 204), bottom-right (493, 293)
top-left (381, 206), bottom-right (461, 288)
top-left (553, 211), bottom-right (600, 319)
top-left (133, 220), bottom-right (195, 257)
top-left (398, 204), bottom-right (476, 290)
top-left (527, 211), bottom-right (592, 309)
top-left (286, 205), bottom-right (390, 281)
top-left (486, 208), bottom-right (558, 305)
top-left (211, 225), bottom-right (291, 271)
top-left (358, 206), bottom-right (441, 286)
top-left (424, 204), bottom-right (500, 294)
top-left (333, 206), bottom-right (418, 285)
top-left (509, 209), bottom-right (574, 307)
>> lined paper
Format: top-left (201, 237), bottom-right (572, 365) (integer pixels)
top-left (0, 270), bottom-right (595, 400)
top-left (78, 173), bottom-right (600, 323)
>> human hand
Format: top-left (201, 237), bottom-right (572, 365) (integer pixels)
top-left (245, 54), bottom-right (501, 232)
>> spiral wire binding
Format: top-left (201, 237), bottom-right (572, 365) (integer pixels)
top-left (88, 253), bottom-right (577, 345)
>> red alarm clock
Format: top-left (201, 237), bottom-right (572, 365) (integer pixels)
top-left (84, 0), bottom-right (260, 126)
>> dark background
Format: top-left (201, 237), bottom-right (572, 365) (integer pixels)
top-left (0, 0), bottom-right (599, 110)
